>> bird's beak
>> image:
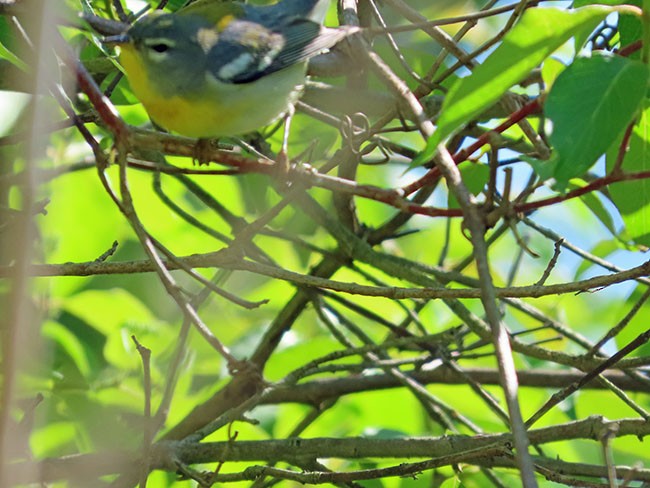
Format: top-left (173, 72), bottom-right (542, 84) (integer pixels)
top-left (103, 33), bottom-right (131, 45)
top-left (81, 12), bottom-right (129, 37)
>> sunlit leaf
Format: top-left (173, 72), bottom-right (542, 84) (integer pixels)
top-left (546, 54), bottom-right (648, 188)
top-left (607, 100), bottom-right (650, 246)
top-left (570, 179), bottom-right (618, 237)
top-left (574, 239), bottom-right (619, 279)
top-left (43, 320), bottom-right (93, 378)
top-left (413, 6), bottom-right (614, 166)
top-left (448, 163), bottom-right (490, 209)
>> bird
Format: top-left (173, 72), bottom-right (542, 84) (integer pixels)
top-left (102, 0), bottom-right (357, 139)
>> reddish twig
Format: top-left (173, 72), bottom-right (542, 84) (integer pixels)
top-left (618, 40), bottom-right (642, 57)
top-left (611, 120), bottom-right (636, 175)
top-left (401, 97), bottom-right (542, 197)
top-left (71, 53), bottom-right (128, 143)
top-left (516, 170), bottom-right (650, 214)
top-left (452, 97), bottom-right (542, 165)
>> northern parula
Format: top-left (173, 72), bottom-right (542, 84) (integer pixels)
top-left (104, 0), bottom-right (356, 138)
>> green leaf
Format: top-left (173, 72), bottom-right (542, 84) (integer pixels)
top-left (104, 75), bottom-right (140, 105)
top-left (448, 163), bottom-right (490, 209)
top-left (571, 179), bottom-right (618, 237)
top-left (30, 422), bottom-right (77, 458)
top-left (607, 100), bottom-right (650, 246)
top-left (615, 285), bottom-right (650, 357)
top-left (43, 320), bottom-right (93, 378)
top-left (413, 6), bottom-right (614, 167)
top-left (521, 154), bottom-right (557, 181)
top-left (547, 54), bottom-right (648, 188)
top-left (619, 0), bottom-right (642, 59)
top-left (574, 240), bottom-right (619, 279)
top-left (0, 17), bottom-right (27, 72)
top-left (573, 0), bottom-right (622, 5)
top-left (439, 478), bottom-right (461, 488)
top-left (541, 57), bottom-right (566, 90)
top-left (63, 289), bottom-right (163, 369)
top-left (167, 0), bottom-right (191, 12)
top-left (0, 41), bottom-right (27, 72)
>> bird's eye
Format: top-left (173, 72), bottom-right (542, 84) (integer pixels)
top-left (150, 43), bottom-right (170, 53)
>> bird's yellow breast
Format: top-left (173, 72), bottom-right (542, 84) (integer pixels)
top-left (118, 45), bottom-right (209, 137)
top-left (117, 45), bottom-right (307, 138)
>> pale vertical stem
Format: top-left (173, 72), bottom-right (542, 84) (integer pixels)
top-left (0, 3), bottom-right (58, 486)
